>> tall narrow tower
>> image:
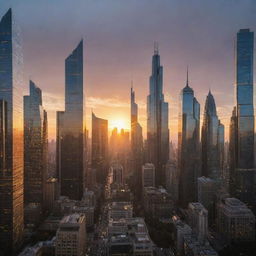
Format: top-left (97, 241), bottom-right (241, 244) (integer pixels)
top-left (229, 29), bottom-right (255, 205)
top-left (57, 40), bottom-right (85, 200)
top-left (201, 91), bottom-right (224, 180)
top-left (131, 86), bottom-right (143, 195)
top-left (91, 112), bottom-right (108, 184)
top-left (178, 72), bottom-right (200, 207)
top-left (24, 81), bottom-right (48, 221)
top-left (0, 9), bottom-right (24, 254)
top-left (147, 45), bottom-right (169, 186)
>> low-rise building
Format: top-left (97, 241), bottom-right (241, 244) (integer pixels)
top-left (55, 214), bottom-right (86, 256)
top-left (188, 202), bottom-right (208, 243)
top-left (173, 216), bottom-right (192, 256)
top-left (143, 186), bottom-right (173, 219)
top-left (107, 218), bottom-right (153, 256)
top-left (183, 234), bottom-right (218, 256)
top-left (216, 197), bottom-right (255, 242)
top-left (108, 202), bottom-right (133, 221)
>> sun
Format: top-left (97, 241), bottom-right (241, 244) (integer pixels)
top-left (110, 119), bottom-right (129, 131)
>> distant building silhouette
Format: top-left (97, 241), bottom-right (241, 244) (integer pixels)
top-left (24, 81), bottom-right (48, 224)
top-left (91, 112), bottom-right (108, 183)
top-left (130, 87), bottom-right (143, 196)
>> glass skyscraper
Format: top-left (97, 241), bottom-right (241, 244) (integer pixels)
top-left (178, 73), bottom-right (200, 207)
top-left (0, 8), bottom-right (24, 254)
top-left (91, 112), bottom-right (108, 184)
top-left (57, 40), bottom-right (85, 200)
top-left (24, 81), bottom-right (48, 221)
top-left (147, 46), bottom-right (169, 186)
top-left (201, 91), bottom-right (224, 180)
top-left (229, 29), bottom-right (255, 206)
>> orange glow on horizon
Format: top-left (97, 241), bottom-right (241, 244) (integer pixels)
top-left (109, 118), bottom-right (130, 132)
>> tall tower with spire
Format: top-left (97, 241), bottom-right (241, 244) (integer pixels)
top-left (201, 91), bottom-right (224, 180)
top-left (178, 70), bottom-right (200, 207)
top-left (147, 45), bottom-right (169, 186)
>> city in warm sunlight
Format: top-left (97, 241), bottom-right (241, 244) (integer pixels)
top-left (0, 1), bottom-right (256, 256)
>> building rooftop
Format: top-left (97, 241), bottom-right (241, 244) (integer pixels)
top-left (60, 213), bottom-right (85, 225)
top-left (220, 197), bottom-right (255, 217)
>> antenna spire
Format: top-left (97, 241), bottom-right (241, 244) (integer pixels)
top-left (186, 65), bottom-right (189, 87)
top-left (154, 41), bottom-right (159, 55)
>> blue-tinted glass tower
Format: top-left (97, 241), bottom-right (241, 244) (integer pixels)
top-left (230, 29), bottom-right (255, 206)
top-left (201, 91), bottom-right (224, 180)
top-left (147, 46), bottom-right (169, 186)
top-left (178, 73), bottom-right (200, 207)
top-left (57, 40), bottom-right (85, 200)
top-left (0, 9), bottom-right (24, 254)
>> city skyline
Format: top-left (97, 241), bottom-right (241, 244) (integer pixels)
top-left (1, 0), bottom-right (256, 142)
top-left (1, 2), bottom-right (256, 255)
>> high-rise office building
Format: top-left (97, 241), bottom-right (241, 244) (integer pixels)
top-left (201, 91), bottom-right (224, 180)
top-left (24, 81), bottom-right (48, 221)
top-left (142, 163), bottom-right (155, 188)
top-left (130, 87), bottom-right (143, 195)
top-left (56, 40), bottom-right (85, 200)
top-left (0, 8), bottom-right (24, 254)
top-left (91, 112), bottom-right (108, 183)
top-left (147, 45), bottom-right (169, 186)
top-left (229, 29), bottom-right (255, 206)
top-left (178, 71), bottom-right (200, 207)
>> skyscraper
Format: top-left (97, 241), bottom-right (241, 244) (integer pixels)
top-left (131, 87), bottom-right (143, 195)
top-left (91, 112), bottom-right (108, 183)
top-left (178, 72), bottom-right (200, 207)
top-left (147, 45), bottom-right (169, 186)
top-left (0, 8), bottom-right (24, 254)
top-left (56, 40), bottom-right (85, 200)
top-left (24, 81), bottom-right (48, 221)
top-left (229, 29), bottom-right (255, 206)
top-left (201, 91), bottom-right (224, 180)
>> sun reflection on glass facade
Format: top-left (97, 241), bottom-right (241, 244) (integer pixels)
top-left (0, 8), bottom-right (24, 254)
top-left (147, 46), bottom-right (169, 186)
top-left (178, 74), bottom-right (200, 207)
top-left (229, 29), bottom-right (255, 206)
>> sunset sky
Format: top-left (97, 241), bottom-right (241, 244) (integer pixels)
top-left (1, 0), bottom-right (256, 142)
